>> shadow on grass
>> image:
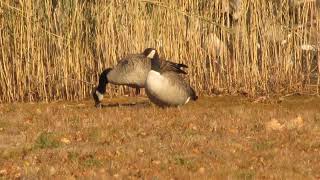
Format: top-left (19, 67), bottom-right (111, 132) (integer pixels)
top-left (97, 101), bottom-right (151, 108)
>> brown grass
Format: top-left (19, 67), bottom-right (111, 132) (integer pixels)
top-left (1, 96), bottom-right (320, 179)
top-left (0, 0), bottom-right (319, 102)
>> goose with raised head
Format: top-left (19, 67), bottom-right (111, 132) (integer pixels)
top-left (92, 48), bottom-right (188, 107)
top-left (145, 48), bottom-right (198, 107)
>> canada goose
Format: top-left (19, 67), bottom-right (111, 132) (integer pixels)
top-left (92, 48), bottom-right (188, 107)
top-left (145, 48), bottom-right (198, 107)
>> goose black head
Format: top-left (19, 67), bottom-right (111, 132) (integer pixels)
top-left (143, 48), bottom-right (159, 59)
top-left (143, 48), bottom-right (161, 72)
top-left (92, 68), bottom-right (113, 107)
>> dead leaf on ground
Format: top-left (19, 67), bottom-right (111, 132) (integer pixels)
top-left (266, 118), bottom-right (284, 131)
top-left (36, 108), bottom-right (41, 114)
top-left (137, 148), bottom-right (144, 154)
top-left (188, 123), bottom-right (198, 130)
top-left (152, 160), bottom-right (161, 165)
top-left (198, 167), bottom-right (205, 174)
top-left (61, 137), bottom-right (71, 144)
top-left (0, 169), bottom-right (7, 176)
top-left (286, 115), bottom-right (304, 130)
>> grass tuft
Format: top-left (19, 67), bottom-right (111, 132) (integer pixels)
top-left (80, 154), bottom-right (102, 168)
top-left (34, 132), bottom-right (60, 149)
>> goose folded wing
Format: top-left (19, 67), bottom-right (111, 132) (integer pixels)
top-left (159, 60), bottom-right (188, 74)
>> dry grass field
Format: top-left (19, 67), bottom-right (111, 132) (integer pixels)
top-left (1, 0), bottom-right (319, 102)
top-left (1, 96), bottom-right (320, 179)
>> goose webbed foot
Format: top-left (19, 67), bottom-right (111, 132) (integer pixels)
top-left (95, 102), bottom-right (102, 108)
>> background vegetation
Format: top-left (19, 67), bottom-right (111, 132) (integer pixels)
top-left (0, 0), bottom-right (319, 102)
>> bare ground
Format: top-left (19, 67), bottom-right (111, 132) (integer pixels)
top-left (0, 96), bottom-right (320, 179)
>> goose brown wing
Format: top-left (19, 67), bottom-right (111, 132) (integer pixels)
top-left (159, 59), bottom-right (188, 74)
top-left (163, 72), bottom-right (197, 100)
top-left (107, 54), bottom-right (150, 87)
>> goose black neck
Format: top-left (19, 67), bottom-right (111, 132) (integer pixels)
top-left (151, 53), bottom-right (161, 72)
top-left (96, 68), bottom-right (112, 94)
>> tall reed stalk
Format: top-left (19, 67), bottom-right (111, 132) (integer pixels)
top-left (0, 0), bottom-right (319, 102)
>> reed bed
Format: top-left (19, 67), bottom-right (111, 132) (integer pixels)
top-left (0, 0), bottom-right (319, 102)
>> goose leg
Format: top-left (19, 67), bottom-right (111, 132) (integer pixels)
top-left (317, 74), bottom-right (319, 96)
top-left (135, 87), bottom-right (140, 96)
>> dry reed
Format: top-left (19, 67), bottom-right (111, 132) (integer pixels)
top-left (0, 0), bottom-right (319, 102)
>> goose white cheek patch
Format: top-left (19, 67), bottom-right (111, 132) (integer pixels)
top-left (95, 91), bottom-right (104, 101)
top-left (147, 50), bottom-right (156, 58)
top-left (184, 97), bottom-right (190, 104)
